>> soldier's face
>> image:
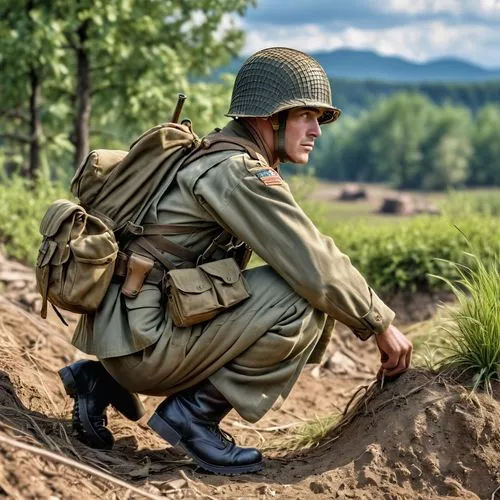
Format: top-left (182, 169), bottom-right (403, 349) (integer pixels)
top-left (285, 108), bottom-right (322, 164)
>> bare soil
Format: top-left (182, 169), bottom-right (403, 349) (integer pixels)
top-left (0, 254), bottom-right (499, 499)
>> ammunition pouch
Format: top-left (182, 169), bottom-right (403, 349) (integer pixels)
top-left (165, 258), bottom-right (251, 327)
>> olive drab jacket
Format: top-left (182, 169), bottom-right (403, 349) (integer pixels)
top-left (71, 119), bottom-right (395, 360)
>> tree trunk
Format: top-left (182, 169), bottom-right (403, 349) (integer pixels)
top-left (73, 20), bottom-right (91, 170)
top-left (27, 67), bottom-right (41, 179)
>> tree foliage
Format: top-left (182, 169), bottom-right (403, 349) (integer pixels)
top-left (312, 92), bottom-right (497, 189)
top-left (469, 105), bottom-right (500, 186)
top-left (0, 0), bottom-right (254, 176)
top-left (333, 78), bottom-right (500, 116)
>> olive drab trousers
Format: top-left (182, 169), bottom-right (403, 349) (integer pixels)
top-left (102, 265), bottom-right (333, 423)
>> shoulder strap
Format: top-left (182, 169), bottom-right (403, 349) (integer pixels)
top-left (121, 133), bottom-right (259, 270)
top-left (185, 134), bottom-right (262, 166)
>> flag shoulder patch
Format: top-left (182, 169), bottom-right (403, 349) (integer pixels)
top-left (254, 168), bottom-right (283, 186)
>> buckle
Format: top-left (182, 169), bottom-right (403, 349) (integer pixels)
top-left (125, 221), bottom-right (144, 235)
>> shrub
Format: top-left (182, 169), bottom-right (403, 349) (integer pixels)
top-left (319, 215), bottom-right (500, 295)
top-left (0, 174), bottom-right (70, 265)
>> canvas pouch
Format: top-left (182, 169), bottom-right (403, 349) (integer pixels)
top-left (35, 199), bottom-right (118, 318)
top-left (165, 258), bottom-right (251, 327)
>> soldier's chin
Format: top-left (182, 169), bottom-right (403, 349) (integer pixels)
top-left (288, 152), bottom-right (309, 164)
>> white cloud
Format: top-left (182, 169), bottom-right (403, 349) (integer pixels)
top-left (384, 0), bottom-right (500, 18)
top-left (385, 0), bottom-right (461, 15)
top-left (242, 20), bottom-right (500, 67)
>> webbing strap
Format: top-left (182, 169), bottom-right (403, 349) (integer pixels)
top-left (39, 266), bottom-right (49, 319)
top-left (123, 134), bottom-right (256, 271)
top-left (51, 304), bottom-right (69, 327)
top-left (129, 233), bottom-right (199, 268)
top-left (141, 223), bottom-right (209, 235)
top-left (271, 112), bottom-right (289, 163)
top-left (143, 234), bottom-right (198, 261)
top-left (126, 222), bottom-right (210, 236)
top-left (129, 238), bottom-right (176, 270)
top-left (198, 231), bottom-right (233, 264)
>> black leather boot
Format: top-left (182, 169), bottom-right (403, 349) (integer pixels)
top-left (58, 360), bottom-right (145, 449)
top-left (147, 380), bottom-right (263, 475)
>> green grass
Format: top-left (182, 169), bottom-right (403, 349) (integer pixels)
top-left (440, 189), bottom-right (500, 217)
top-left (405, 310), bottom-right (455, 370)
top-left (433, 252), bottom-right (500, 392)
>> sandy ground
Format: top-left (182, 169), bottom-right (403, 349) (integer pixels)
top-left (0, 253), bottom-right (499, 499)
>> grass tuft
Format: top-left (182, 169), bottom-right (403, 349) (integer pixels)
top-left (270, 413), bottom-right (341, 451)
top-left (432, 252), bottom-right (500, 393)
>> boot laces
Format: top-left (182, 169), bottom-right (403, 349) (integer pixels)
top-left (207, 422), bottom-right (235, 446)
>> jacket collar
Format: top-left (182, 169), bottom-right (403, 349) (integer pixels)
top-left (219, 119), bottom-right (276, 168)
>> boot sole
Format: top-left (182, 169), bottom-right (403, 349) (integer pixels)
top-left (147, 412), bottom-right (264, 475)
top-left (58, 366), bottom-right (112, 450)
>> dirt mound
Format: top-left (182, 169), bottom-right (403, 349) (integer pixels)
top-left (0, 255), bottom-right (498, 499)
top-left (275, 370), bottom-right (500, 499)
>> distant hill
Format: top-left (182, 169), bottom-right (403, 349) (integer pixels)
top-left (314, 49), bottom-right (500, 83)
top-left (216, 49), bottom-right (500, 83)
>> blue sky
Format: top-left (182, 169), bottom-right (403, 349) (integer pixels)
top-left (238, 0), bottom-right (500, 68)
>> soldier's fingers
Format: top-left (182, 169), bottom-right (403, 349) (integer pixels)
top-left (384, 350), bottom-right (409, 377)
top-left (381, 351), bottom-right (400, 371)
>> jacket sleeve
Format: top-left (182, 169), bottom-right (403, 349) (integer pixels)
top-left (191, 153), bottom-right (395, 340)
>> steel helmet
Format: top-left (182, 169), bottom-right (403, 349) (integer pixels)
top-left (227, 47), bottom-right (341, 125)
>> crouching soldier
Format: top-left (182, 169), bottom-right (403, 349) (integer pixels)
top-left (59, 47), bottom-right (412, 475)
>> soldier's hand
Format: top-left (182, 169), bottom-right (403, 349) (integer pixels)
top-left (374, 324), bottom-right (412, 380)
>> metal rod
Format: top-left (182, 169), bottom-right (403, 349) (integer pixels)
top-left (171, 93), bottom-right (187, 123)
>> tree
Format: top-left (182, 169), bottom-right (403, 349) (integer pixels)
top-left (470, 105), bottom-right (500, 186)
top-left (0, 1), bottom-right (68, 178)
top-left (330, 93), bottom-right (434, 187)
top-left (311, 114), bottom-right (357, 181)
top-left (1, 0), bottom-right (255, 176)
top-left (421, 105), bottom-right (472, 190)
top-left (310, 92), bottom-right (479, 190)
top-left (57, 0), bottom-right (255, 168)
top-left (365, 93), bottom-right (432, 188)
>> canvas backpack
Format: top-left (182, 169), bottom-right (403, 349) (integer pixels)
top-left (35, 120), bottom-right (259, 322)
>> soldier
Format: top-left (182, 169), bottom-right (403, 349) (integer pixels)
top-left (59, 47), bottom-right (412, 475)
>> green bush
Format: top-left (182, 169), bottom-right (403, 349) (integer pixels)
top-left (0, 174), bottom-right (70, 264)
top-left (322, 215), bottom-right (500, 294)
top-left (291, 185), bottom-right (500, 295)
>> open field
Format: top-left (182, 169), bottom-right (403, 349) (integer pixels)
top-left (309, 181), bottom-right (500, 223)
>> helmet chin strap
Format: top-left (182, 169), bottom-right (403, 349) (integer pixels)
top-left (270, 111), bottom-right (289, 164)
